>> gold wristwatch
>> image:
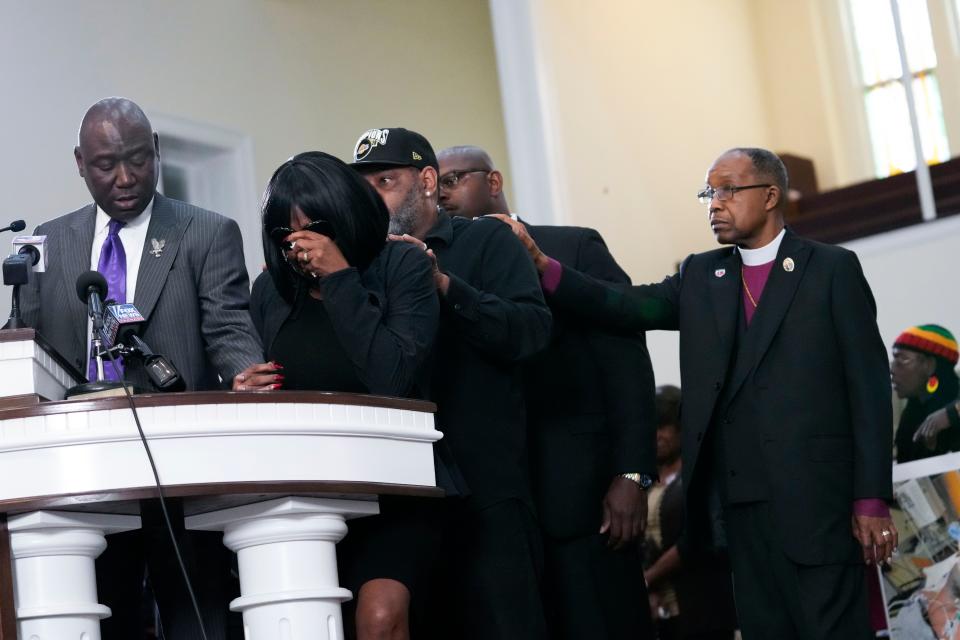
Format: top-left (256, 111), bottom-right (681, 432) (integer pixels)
top-left (620, 473), bottom-right (655, 489)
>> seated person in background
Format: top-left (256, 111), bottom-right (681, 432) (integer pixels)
top-left (240, 151), bottom-right (442, 640)
top-left (892, 324), bottom-right (960, 462)
top-left (643, 385), bottom-right (683, 637)
top-left (643, 386), bottom-right (737, 640)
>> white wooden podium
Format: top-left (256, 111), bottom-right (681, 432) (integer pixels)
top-left (0, 329), bottom-right (442, 640)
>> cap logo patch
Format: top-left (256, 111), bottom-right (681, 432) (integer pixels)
top-left (412, 151), bottom-right (422, 161)
top-left (353, 128), bottom-right (390, 161)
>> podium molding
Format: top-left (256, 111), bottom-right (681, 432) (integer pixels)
top-left (0, 390), bottom-right (441, 639)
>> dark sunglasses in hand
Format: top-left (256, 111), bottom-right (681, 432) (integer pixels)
top-left (269, 220), bottom-right (337, 251)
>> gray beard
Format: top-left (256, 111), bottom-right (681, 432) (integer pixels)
top-left (388, 185), bottom-right (423, 236)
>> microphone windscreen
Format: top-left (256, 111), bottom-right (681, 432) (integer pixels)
top-left (76, 270), bottom-right (108, 302)
top-left (9, 220), bottom-right (25, 232)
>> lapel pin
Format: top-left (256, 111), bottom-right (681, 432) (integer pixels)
top-left (149, 238), bottom-right (166, 258)
top-left (715, 268), bottom-right (726, 278)
top-left (783, 257), bottom-right (795, 272)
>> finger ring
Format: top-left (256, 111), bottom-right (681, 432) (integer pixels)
top-left (881, 530), bottom-right (891, 537)
top-left (300, 251), bottom-right (310, 262)
top-left (422, 242), bottom-right (428, 251)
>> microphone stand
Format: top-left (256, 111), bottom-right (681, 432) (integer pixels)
top-left (1, 282), bottom-right (26, 329)
top-left (2, 252), bottom-right (31, 329)
top-left (65, 327), bottom-right (138, 398)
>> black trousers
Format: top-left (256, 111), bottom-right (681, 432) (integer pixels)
top-left (97, 499), bottom-right (239, 640)
top-left (423, 498), bottom-right (548, 640)
top-left (542, 532), bottom-right (654, 639)
top-left (724, 501), bottom-right (870, 640)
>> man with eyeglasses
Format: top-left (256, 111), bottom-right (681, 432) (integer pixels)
top-left (438, 145), bottom-right (657, 639)
top-left (493, 147), bottom-right (895, 640)
top-left (350, 128), bottom-right (553, 639)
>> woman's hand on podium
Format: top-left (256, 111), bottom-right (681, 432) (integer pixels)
top-left (233, 362), bottom-right (284, 391)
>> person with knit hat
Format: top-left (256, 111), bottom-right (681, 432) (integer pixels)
top-left (891, 324), bottom-right (960, 462)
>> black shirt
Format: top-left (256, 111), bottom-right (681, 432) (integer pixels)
top-left (269, 295), bottom-right (367, 393)
top-left (249, 241), bottom-right (438, 399)
top-left (428, 212), bottom-right (553, 508)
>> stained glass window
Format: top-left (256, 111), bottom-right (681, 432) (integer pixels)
top-left (848, 0), bottom-right (949, 177)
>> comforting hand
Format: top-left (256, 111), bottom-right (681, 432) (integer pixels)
top-left (852, 514), bottom-right (898, 565)
top-left (387, 234), bottom-right (450, 295)
top-left (233, 362), bottom-right (283, 391)
top-left (600, 476), bottom-right (647, 550)
top-left (285, 230), bottom-right (349, 279)
top-left (485, 214), bottom-right (550, 274)
top-left (914, 407), bottom-right (950, 451)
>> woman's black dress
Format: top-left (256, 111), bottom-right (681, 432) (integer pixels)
top-left (250, 241), bottom-right (458, 603)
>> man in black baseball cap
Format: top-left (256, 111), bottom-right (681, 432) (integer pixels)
top-left (351, 128), bottom-right (440, 240)
top-left (351, 128), bottom-right (552, 640)
top-left (352, 127), bottom-right (438, 171)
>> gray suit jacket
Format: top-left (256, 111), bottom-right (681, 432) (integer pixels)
top-left (20, 192), bottom-right (263, 390)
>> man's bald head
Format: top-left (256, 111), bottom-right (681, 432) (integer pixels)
top-left (78, 98), bottom-right (152, 146)
top-left (438, 145), bottom-right (495, 171)
top-left (74, 97), bottom-right (160, 221)
top-left (437, 145), bottom-right (508, 218)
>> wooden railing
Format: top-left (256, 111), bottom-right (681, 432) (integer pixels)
top-left (786, 157), bottom-right (960, 244)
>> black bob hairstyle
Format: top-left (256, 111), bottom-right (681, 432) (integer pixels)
top-left (261, 151), bottom-right (389, 303)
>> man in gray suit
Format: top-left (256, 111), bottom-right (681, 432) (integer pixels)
top-left (20, 97), bottom-right (264, 639)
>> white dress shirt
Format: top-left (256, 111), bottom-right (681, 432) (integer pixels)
top-left (89, 197), bottom-right (154, 303)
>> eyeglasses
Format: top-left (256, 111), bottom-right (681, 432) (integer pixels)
top-left (697, 184), bottom-right (771, 205)
top-left (438, 169), bottom-right (490, 191)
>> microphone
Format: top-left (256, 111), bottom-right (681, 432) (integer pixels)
top-left (4, 235), bottom-right (47, 284)
top-left (1, 234), bottom-right (47, 329)
top-left (76, 271), bottom-right (108, 331)
top-left (102, 302), bottom-right (146, 348)
top-left (104, 303), bottom-right (185, 392)
top-left (0, 220), bottom-right (25, 234)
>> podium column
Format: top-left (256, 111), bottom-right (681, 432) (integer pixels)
top-left (186, 496), bottom-right (379, 640)
top-left (8, 510), bottom-right (141, 639)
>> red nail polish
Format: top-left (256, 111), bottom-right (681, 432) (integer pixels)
top-left (275, 374), bottom-right (285, 381)
top-left (272, 383), bottom-right (282, 390)
top-left (272, 362), bottom-right (284, 370)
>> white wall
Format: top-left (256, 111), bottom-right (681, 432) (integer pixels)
top-left (845, 216), bottom-right (960, 352)
top-left (528, 0), bottom-right (772, 287)
top-left (0, 0), bottom-right (509, 320)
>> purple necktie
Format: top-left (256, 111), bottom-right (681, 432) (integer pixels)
top-left (88, 219), bottom-right (127, 381)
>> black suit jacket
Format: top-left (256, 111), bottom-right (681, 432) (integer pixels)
top-left (427, 213), bottom-right (552, 508)
top-left (524, 224), bottom-right (656, 539)
top-left (547, 230), bottom-right (892, 564)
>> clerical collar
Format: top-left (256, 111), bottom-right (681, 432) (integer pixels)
top-left (738, 227), bottom-right (785, 266)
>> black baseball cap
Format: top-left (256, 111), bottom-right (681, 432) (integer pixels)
top-left (351, 127), bottom-right (438, 171)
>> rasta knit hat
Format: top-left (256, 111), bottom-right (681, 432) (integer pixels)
top-left (894, 325), bottom-right (959, 365)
